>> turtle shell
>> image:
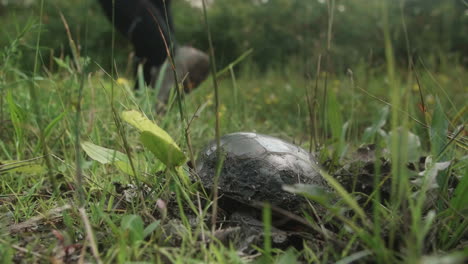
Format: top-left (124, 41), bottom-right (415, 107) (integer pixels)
top-left (197, 132), bottom-right (326, 212)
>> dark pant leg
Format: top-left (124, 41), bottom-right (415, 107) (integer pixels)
top-left (148, 0), bottom-right (174, 32)
top-left (97, 0), bottom-right (176, 86)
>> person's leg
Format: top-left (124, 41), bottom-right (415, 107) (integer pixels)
top-left (131, 0), bottom-right (176, 86)
top-left (148, 0), bottom-right (174, 32)
top-left (97, 0), bottom-right (210, 108)
top-left (97, 0), bottom-right (176, 85)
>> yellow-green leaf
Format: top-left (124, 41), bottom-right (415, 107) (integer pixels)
top-left (140, 131), bottom-right (186, 168)
top-left (115, 160), bottom-right (135, 176)
top-left (81, 141), bottom-right (134, 175)
top-left (81, 141), bottom-right (128, 164)
top-left (0, 160), bottom-right (46, 175)
top-left (121, 110), bottom-right (186, 167)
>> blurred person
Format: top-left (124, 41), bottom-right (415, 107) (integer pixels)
top-left (97, 0), bottom-right (209, 105)
top-left (97, 0), bottom-right (174, 85)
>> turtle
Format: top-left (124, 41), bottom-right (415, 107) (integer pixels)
top-left (196, 132), bottom-right (329, 252)
top-left (196, 132), bottom-right (327, 214)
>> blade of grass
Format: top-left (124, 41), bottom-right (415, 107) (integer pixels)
top-left (201, 0), bottom-right (223, 233)
top-left (6, 91), bottom-right (26, 160)
top-left (59, 11), bottom-right (86, 206)
top-left (319, 168), bottom-right (369, 226)
top-left (29, 0), bottom-right (57, 193)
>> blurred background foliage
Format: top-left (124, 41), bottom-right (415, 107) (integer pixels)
top-left (1, 0), bottom-right (467, 76)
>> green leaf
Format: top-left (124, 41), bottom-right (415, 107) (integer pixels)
top-left (53, 57), bottom-right (73, 74)
top-left (44, 111), bottom-right (66, 139)
top-left (362, 106), bottom-right (389, 143)
top-left (0, 160), bottom-right (46, 175)
top-left (430, 97), bottom-right (449, 187)
top-left (143, 220), bottom-right (161, 239)
top-left (450, 167), bottom-right (468, 212)
top-left (120, 214), bottom-right (144, 245)
top-left (114, 160), bottom-right (135, 176)
top-left (81, 141), bottom-right (134, 175)
top-left (275, 249), bottom-right (299, 264)
top-left (122, 110), bottom-right (186, 167)
top-left (386, 128), bottom-right (421, 162)
top-left (140, 131), bottom-right (186, 168)
top-left (81, 141), bottom-right (128, 164)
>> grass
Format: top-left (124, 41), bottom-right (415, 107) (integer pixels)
top-left (1, 52), bottom-right (467, 262)
top-left (1, 2), bottom-right (467, 264)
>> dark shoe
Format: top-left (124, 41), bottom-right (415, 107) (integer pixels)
top-left (156, 46), bottom-right (210, 109)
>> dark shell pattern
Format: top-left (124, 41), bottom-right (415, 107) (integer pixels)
top-left (197, 132), bottom-right (326, 212)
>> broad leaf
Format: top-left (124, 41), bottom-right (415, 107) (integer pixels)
top-left (386, 128), bottom-right (421, 162)
top-left (121, 214), bottom-right (144, 245)
top-left (362, 106), bottom-right (389, 143)
top-left (81, 141), bottom-right (134, 175)
top-left (143, 220), bottom-right (161, 239)
top-left (122, 110), bottom-right (186, 167)
top-left (81, 141), bottom-right (128, 164)
top-left (275, 249), bottom-right (299, 264)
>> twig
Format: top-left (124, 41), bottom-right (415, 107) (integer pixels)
top-left (197, 192), bottom-right (206, 244)
top-left (0, 238), bottom-right (45, 259)
top-left (79, 207), bottom-right (103, 264)
top-left (8, 204), bottom-right (72, 234)
top-left (59, 11), bottom-right (86, 206)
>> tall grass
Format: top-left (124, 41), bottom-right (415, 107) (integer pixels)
top-left (0, 0), bottom-right (466, 263)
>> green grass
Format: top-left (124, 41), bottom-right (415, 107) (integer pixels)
top-left (1, 56), bottom-right (466, 262)
top-left (1, 48), bottom-right (468, 262)
top-left (1, 4), bottom-right (467, 264)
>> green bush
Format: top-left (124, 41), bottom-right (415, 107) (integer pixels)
top-left (175, 0), bottom-right (467, 72)
top-left (1, 0), bottom-right (466, 75)
top-left (0, 0), bottom-right (131, 74)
